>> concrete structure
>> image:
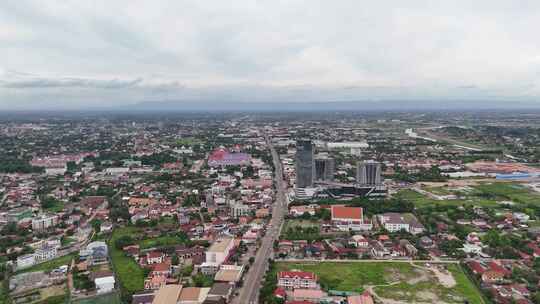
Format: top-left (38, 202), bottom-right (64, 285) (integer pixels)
top-left (377, 213), bottom-right (425, 234)
top-left (314, 154), bottom-right (335, 182)
top-left (213, 264), bottom-right (244, 283)
top-left (201, 237), bottom-right (235, 274)
top-left (295, 139), bottom-right (314, 188)
top-left (327, 141), bottom-right (369, 149)
top-left (95, 274), bottom-right (115, 294)
top-left (45, 166), bottom-right (67, 176)
top-left (152, 285), bottom-right (183, 304)
top-left (178, 287), bottom-right (210, 304)
top-left (208, 148), bottom-right (251, 167)
top-left (357, 160), bottom-right (382, 186)
top-left (331, 206), bottom-right (372, 231)
top-left (80, 241), bottom-right (108, 265)
top-left (31, 214), bottom-right (58, 231)
top-left (34, 245), bottom-right (58, 261)
top-left (229, 202), bottom-right (250, 218)
top-left (16, 254), bottom-right (36, 269)
top-left (277, 271), bottom-right (318, 290)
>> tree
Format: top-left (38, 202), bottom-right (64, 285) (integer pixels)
top-left (66, 161), bottom-right (77, 172)
top-left (41, 196), bottom-right (60, 210)
top-left (171, 254), bottom-right (179, 266)
top-left (115, 235), bottom-right (134, 249)
top-left (192, 273), bottom-right (213, 287)
top-left (533, 292), bottom-right (540, 304)
top-left (483, 229), bottom-right (507, 248)
top-left (91, 219), bottom-right (102, 233)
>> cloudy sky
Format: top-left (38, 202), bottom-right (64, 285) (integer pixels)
top-left (1, 1), bottom-right (540, 109)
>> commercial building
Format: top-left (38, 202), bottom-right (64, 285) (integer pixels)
top-left (357, 160), bottom-right (382, 186)
top-left (208, 148), bottom-right (251, 167)
top-left (314, 154), bottom-right (335, 182)
top-left (201, 237), bottom-right (235, 274)
top-left (295, 140), bottom-right (314, 188)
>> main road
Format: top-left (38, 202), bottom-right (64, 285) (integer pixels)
top-left (235, 133), bottom-right (288, 304)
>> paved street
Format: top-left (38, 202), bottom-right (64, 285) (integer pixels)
top-left (235, 133), bottom-right (288, 304)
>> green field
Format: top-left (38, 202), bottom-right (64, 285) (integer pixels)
top-left (139, 235), bottom-right (189, 249)
top-left (398, 181), bottom-right (540, 209)
top-left (280, 219), bottom-right (321, 241)
top-left (72, 291), bottom-right (121, 304)
top-left (424, 186), bottom-right (453, 195)
top-left (396, 189), bottom-right (498, 208)
top-left (276, 262), bottom-right (484, 304)
top-left (17, 252), bottom-right (77, 274)
top-left (0, 281), bottom-right (7, 304)
top-left (447, 264), bottom-right (485, 304)
top-left (474, 182), bottom-right (540, 204)
top-left (44, 200), bottom-right (65, 213)
top-left (108, 227), bottom-right (144, 294)
top-left (282, 219), bottom-right (319, 231)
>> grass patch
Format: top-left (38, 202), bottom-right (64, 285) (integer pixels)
top-left (280, 219), bottom-right (321, 241)
top-left (72, 291), bottom-right (121, 304)
top-left (108, 227), bottom-right (144, 295)
top-left (447, 264), bottom-right (485, 304)
top-left (276, 262), bottom-right (484, 304)
top-left (474, 182), bottom-right (540, 204)
top-left (139, 235), bottom-right (188, 249)
top-left (17, 252), bottom-right (77, 274)
top-left (44, 200), bottom-right (65, 213)
top-left (282, 219), bottom-right (319, 231)
top-left (397, 181), bottom-right (540, 209)
top-left (0, 280), bottom-right (7, 304)
top-left (396, 189), bottom-right (499, 209)
top-left (424, 186), bottom-right (453, 195)
top-left (276, 262), bottom-right (413, 292)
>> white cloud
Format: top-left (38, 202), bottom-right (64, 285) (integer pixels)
top-left (1, 0), bottom-right (540, 109)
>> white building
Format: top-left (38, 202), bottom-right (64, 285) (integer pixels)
top-left (95, 275), bottom-right (115, 293)
top-left (377, 213), bottom-right (425, 234)
top-left (277, 271), bottom-right (319, 290)
top-left (105, 167), bottom-right (130, 175)
top-left (230, 202), bottom-right (250, 218)
top-left (34, 245), bottom-right (58, 261)
top-left (45, 167), bottom-right (67, 176)
top-left (16, 254), bottom-right (36, 269)
top-left (201, 237), bottom-right (235, 274)
top-left (205, 237), bottom-right (234, 265)
top-left (513, 212), bottom-right (530, 223)
top-left (32, 214), bottom-right (59, 231)
top-left (326, 141), bottom-right (369, 149)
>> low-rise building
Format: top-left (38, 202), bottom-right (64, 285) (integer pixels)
top-left (31, 213), bottom-right (58, 231)
top-left (94, 271), bottom-right (115, 294)
top-left (377, 213), bottom-right (424, 234)
top-left (277, 271), bottom-right (318, 290)
top-left (331, 206), bottom-right (372, 231)
top-left (16, 254), bottom-right (36, 269)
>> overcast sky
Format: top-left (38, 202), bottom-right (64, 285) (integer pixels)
top-left (1, 1), bottom-right (540, 109)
